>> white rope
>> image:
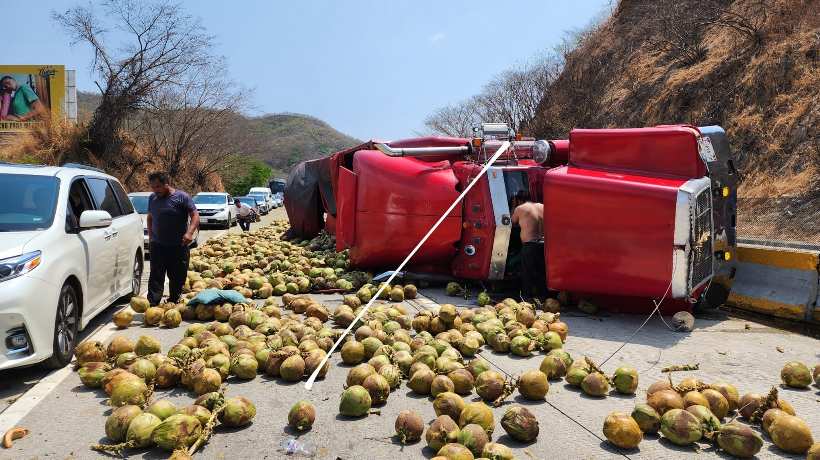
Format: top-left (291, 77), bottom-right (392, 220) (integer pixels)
top-left (305, 141), bottom-right (512, 389)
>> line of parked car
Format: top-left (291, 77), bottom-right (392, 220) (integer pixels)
top-left (0, 160), bottom-right (283, 372)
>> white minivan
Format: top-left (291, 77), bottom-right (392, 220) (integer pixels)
top-left (0, 163), bottom-right (143, 369)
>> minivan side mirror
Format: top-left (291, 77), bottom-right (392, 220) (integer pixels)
top-left (79, 210), bottom-right (113, 229)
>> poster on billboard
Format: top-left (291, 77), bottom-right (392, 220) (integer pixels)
top-left (0, 65), bottom-right (74, 128)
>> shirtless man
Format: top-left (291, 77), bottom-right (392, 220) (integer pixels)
top-left (511, 190), bottom-right (546, 299)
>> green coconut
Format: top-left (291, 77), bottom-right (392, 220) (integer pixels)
top-left (408, 368), bottom-right (435, 395)
top-left (107, 336), bottom-right (135, 358)
top-left (76, 340), bottom-right (107, 365)
top-left (660, 409), bottom-right (703, 445)
top-left (581, 372), bottom-right (610, 397)
top-left (648, 389), bottom-right (685, 415)
top-left (612, 367), bottom-right (638, 395)
top-left (509, 335), bottom-right (533, 357)
top-left (459, 402), bottom-right (494, 436)
top-left (565, 366), bottom-right (589, 387)
top-left (288, 401), bottom-right (316, 432)
top-left (362, 374), bottom-right (391, 405)
top-left (781, 361), bottom-right (813, 388)
top-left (685, 405), bottom-right (721, 433)
top-left (151, 414), bottom-right (202, 451)
top-left (539, 355), bottom-right (567, 380)
top-left (110, 377), bottom-right (149, 407)
top-left (434, 392), bottom-right (466, 421)
top-left (475, 370), bottom-right (505, 402)
top-left (128, 358), bottom-right (157, 382)
top-left (431, 375), bottom-right (456, 397)
top-left (457, 423), bottom-right (489, 457)
top-left (280, 355), bottom-right (305, 382)
top-left (231, 355), bottom-right (259, 379)
top-left (105, 405), bottom-right (143, 442)
top-left (701, 388), bottom-right (729, 419)
top-left (192, 368), bottom-right (222, 396)
top-left (425, 415), bottom-right (461, 452)
top-left (220, 397), bottom-right (256, 427)
top-left (448, 368), bottom-right (475, 395)
top-left (179, 405), bottom-right (212, 427)
top-left (147, 400), bottom-right (178, 420)
top-left (769, 415), bottom-right (814, 454)
top-left (501, 405), bottom-right (539, 442)
top-left (134, 335), bottom-right (161, 356)
top-left (339, 385), bottom-right (371, 417)
top-left (130, 296), bottom-right (150, 313)
top-left (481, 442), bottom-right (514, 460)
top-left (518, 369), bottom-right (549, 400)
top-left (124, 412), bottom-right (162, 448)
top-left (341, 340), bottom-right (365, 364)
top-left (717, 422), bottom-right (764, 458)
top-left (711, 381), bottom-right (741, 412)
top-left (395, 410), bottom-right (424, 444)
top-left (603, 411), bottom-right (642, 449)
top-left (437, 443), bottom-right (475, 460)
top-left (79, 362), bottom-right (112, 388)
top-left (347, 363), bottom-right (376, 388)
top-left (631, 403), bottom-right (661, 434)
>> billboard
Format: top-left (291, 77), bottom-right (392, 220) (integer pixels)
top-left (0, 65), bottom-right (76, 128)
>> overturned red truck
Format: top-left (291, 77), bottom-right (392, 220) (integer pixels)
top-left (284, 124), bottom-right (739, 314)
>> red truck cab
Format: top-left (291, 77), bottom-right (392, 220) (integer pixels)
top-left (285, 124), bottom-right (738, 313)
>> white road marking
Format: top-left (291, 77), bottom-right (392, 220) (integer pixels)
top-left (0, 322), bottom-right (118, 433)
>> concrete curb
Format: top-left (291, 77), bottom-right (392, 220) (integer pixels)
top-left (727, 244), bottom-right (819, 322)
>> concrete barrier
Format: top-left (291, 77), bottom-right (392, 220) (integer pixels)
top-left (727, 245), bottom-right (819, 322)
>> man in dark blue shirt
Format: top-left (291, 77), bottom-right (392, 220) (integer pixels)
top-left (146, 172), bottom-right (200, 305)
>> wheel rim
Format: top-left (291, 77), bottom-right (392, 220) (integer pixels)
top-left (56, 288), bottom-right (76, 357)
top-left (132, 257), bottom-right (142, 295)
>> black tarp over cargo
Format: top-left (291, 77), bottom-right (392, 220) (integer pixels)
top-left (284, 157), bottom-right (336, 239)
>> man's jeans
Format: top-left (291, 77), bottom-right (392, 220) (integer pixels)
top-left (147, 241), bottom-right (190, 305)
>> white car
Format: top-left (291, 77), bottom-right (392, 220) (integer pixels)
top-left (249, 187), bottom-right (275, 213)
top-left (193, 192), bottom-right (236, 229)
top-left (130, 191), bottom-right (201, 254)
top-left (0, 163), bottom-right (143, 370)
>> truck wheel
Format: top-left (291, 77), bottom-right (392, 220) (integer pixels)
top-left (44, 283), bottom-right (79, 369)
top-left (693, 283), bottom-right (730, 314)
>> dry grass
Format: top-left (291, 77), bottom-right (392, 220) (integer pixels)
top-left (0, 121), bottom-right (224, 193)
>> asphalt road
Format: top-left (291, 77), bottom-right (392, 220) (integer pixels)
top-left (1, 210), bottom-right (818, 459)
top-left (0, 209), bottom-right (284, 416)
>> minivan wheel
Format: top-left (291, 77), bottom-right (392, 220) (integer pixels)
top-left (45, 283), bottom-right (79, 369)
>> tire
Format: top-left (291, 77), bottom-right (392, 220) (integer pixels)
top-left (44, 283), bottom-right (80, 369)
top-left (129, 252), bottom-right (143, 297)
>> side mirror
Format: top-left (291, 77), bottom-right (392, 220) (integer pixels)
top-left (79, 210), bottom-right (112, 229)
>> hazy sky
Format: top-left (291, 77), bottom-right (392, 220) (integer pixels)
top-left (4, 0), bottom-right (611, 140)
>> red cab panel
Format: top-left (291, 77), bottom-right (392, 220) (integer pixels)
top-left (544, 165), bottom-right (687, 298)
top-left (451, 163), bottom-right (495, 280)
top-left (335, 166), bottom-right (358, 251)
top-left (570, 126), bottom-right (706, 178)
top-left (346, 150), bottom-right (462, 269)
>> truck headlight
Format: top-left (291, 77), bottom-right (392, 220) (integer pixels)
top-left (0, 251), bottom-right (42, 283)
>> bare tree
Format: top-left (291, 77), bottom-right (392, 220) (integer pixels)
top-left (130, 60), bottom-right (249, 191)
top-left (54, 0), bottom-right (214, 160)
top-left (423, 97), bottom-right (483, 137)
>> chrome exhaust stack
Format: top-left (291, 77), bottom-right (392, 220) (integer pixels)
top-left (374, 143), bottom-right (470, 157)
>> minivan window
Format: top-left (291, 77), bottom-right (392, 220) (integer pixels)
top-left (0, 174), bottom-right (59, 231)
top-left (110, 180), bottom-right (135, 214)
top-left (86, 177), bottom-right (123, 218)
top-left (67, 179), bottom-right (95, 230)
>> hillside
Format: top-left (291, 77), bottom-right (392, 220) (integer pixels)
top-left (529, 0), bottom-right (819, 242)
top-left (77, 92), bottom-right (360, 173)
top-left (238, 114), bottom-right (361, 171)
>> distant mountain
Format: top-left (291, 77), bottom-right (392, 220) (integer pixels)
top-left (238, 113), bottom-right (361, 172)
top-left (76, 92), bottom-right (360, 173)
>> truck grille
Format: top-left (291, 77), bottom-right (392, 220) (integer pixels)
top-left (689, 188), bottom-right (713, 290)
